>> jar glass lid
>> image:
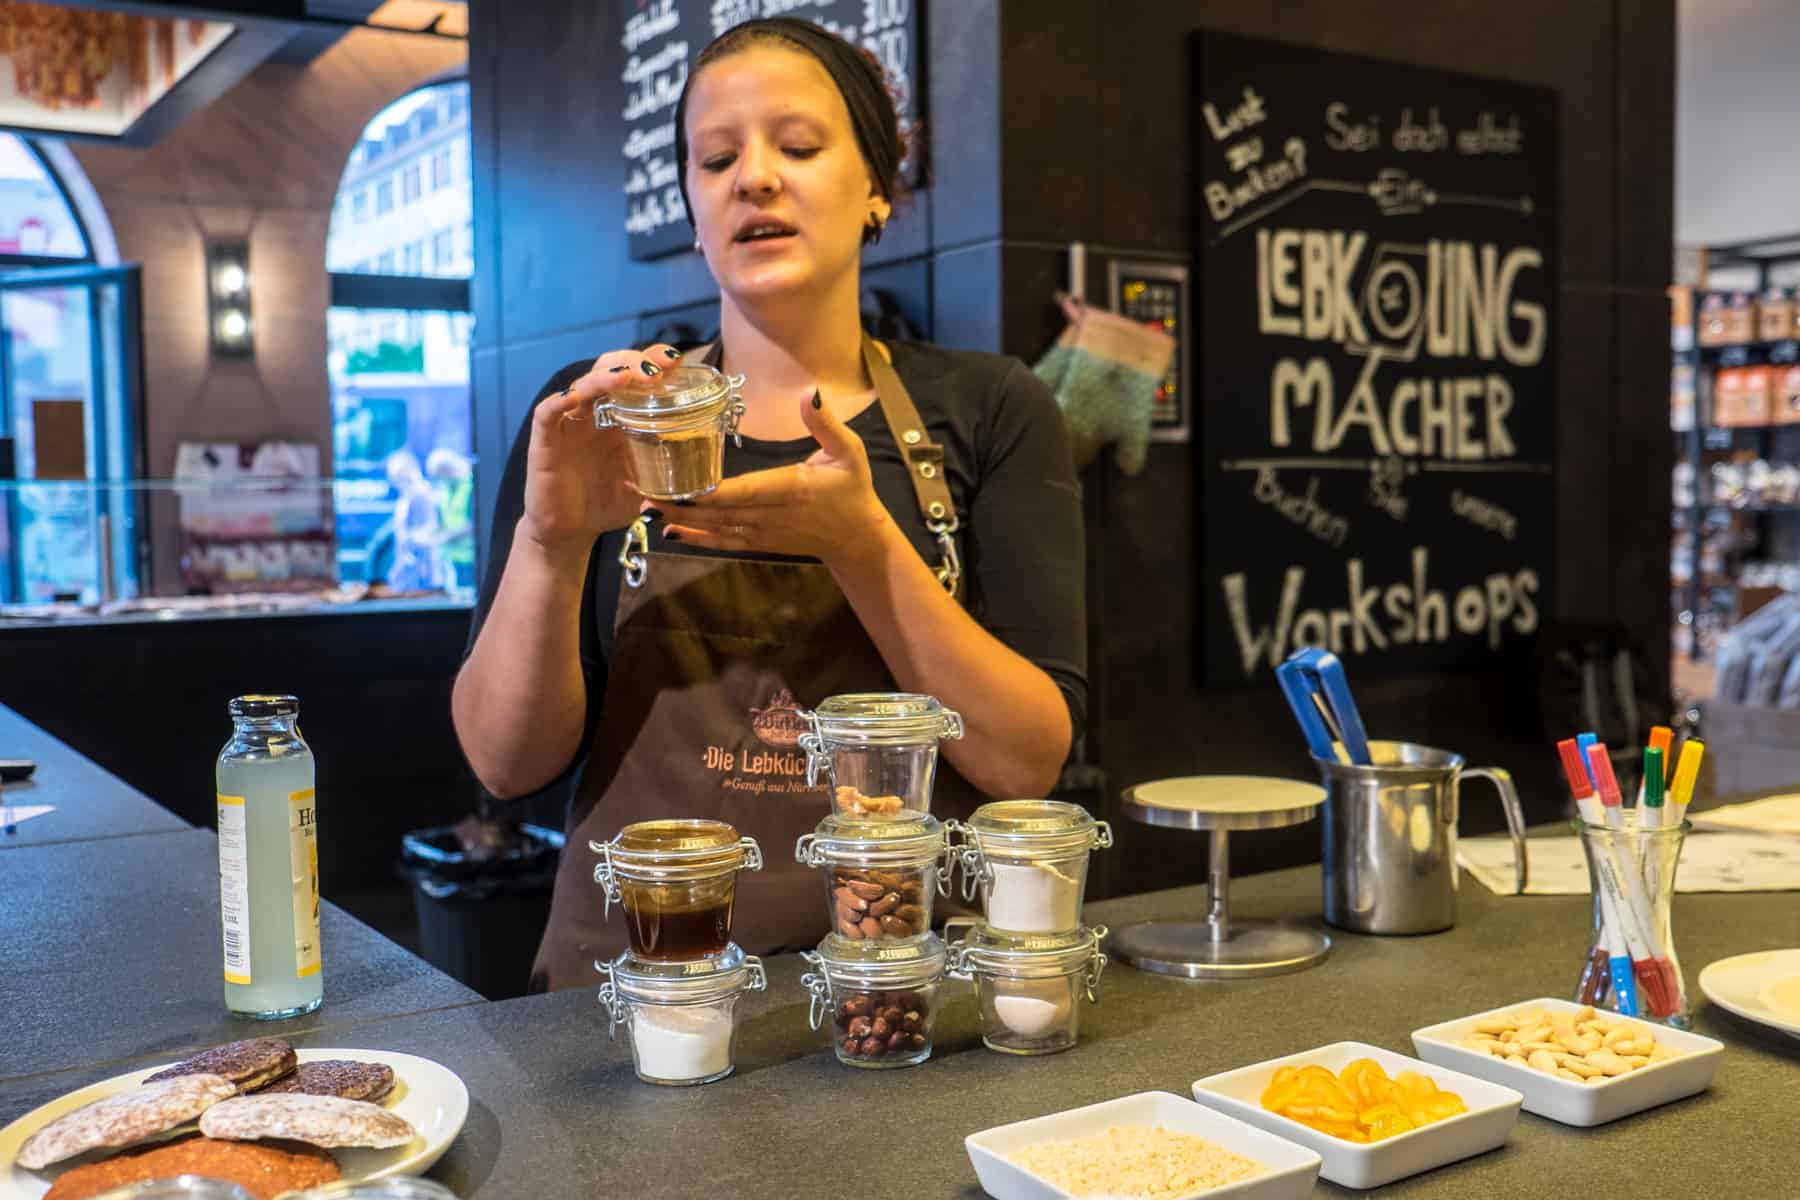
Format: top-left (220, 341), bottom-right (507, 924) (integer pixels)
top-left (600, 943), bottom-right (766, 1005)
top-left (951, 924), bottom-right (1107, 977)
top-left (966, 800), bottom-right (1108, 857)
top-left (603, 363), bottom-right (732, 418)
top-left (808, 931), bottom-right (947, 985)
top-left (804, 692), bottom-right (964, 744)
top-left (798, 810), bottom-right (945, 866)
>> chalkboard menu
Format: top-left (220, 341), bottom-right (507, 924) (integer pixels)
top-left (1192, 32), bottom-right (1558, 688)
top-left (622, 0), bottom-right (922, 261)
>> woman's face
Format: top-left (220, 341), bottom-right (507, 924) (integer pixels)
top-left (684, 44), bottom-right (889, 303)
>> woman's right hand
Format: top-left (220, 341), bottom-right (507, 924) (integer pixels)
top-left (518, 344), bottom-right (684, 557)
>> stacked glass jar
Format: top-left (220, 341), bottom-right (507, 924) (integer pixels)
top-left (592, 820), bottom-right (767, 1085)
top-left (947, 800), bottom-right (1113, 1055)
top-left (797, 692), bottom-right (964, 817)
top-left (796, 807), bottom-right (955, 1068)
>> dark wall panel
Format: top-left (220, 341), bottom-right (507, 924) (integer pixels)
top-left (990, 0), bottom-right (1672, 892)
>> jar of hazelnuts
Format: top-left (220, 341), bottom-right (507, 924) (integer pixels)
top-left (800, 932), bottom-right (947, 1069)
top-left (795, 809), bottom-right (952, 943)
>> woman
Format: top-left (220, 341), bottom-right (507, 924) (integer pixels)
top-left (453, 18), bottom-right (1086, 992)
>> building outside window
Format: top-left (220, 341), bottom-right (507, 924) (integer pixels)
top-left (325, 81), bottom-right (474, 593)
top-left (374, 178), bottom-right (393, 215)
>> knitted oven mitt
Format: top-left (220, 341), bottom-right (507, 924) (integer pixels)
top-left (1032, 294), bottom-right (1175, 475)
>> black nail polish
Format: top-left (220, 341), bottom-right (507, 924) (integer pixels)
top-left (663, 530), bottom-right (682, 543)
top-left (812, 388), bottom-right (823, 411)
top-left (609, 365), bottom-right (629, 374)
top-left (674, 498), bottom-right (696, 507)
top-left (642, 361), bottom-right (662, 376)
top-left (641, 507), bottom-right (664, 522)
top-left (664, 347), bottom-right (683, 359)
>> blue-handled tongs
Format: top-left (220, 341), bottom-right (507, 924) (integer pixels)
top-left (1275, 647), bottom-right (1372, 765)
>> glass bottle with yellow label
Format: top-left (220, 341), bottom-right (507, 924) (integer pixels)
top-left (217, 694), bottom-right (323, 1019)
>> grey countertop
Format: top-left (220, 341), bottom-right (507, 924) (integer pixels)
top-left (0, 704), bottom-right (188, 848)
top-left (0, 828), bottom-right (482, 1081)
top-left (7, 864), bottom-right (1797, 1197)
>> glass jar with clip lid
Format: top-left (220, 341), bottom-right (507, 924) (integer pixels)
top-left (801, 932), bottom-right (947, 1068)
top-left (796, 808), bottom-right (953, 942)
top-left (597, 943), bottom-right (767, 1085)
top-left (591, 819), bottom-right (762, 963)
top-left (947, 923), bottom-right (1108, 1055)
top-left (797, 692), bottom-right (964, 817)
top-left (951, 800), bottom-right (1112, 935)
top-left (591, 362), bottom-right (746, 501)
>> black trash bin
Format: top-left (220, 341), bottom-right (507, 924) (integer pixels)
top-left (400, 819), bottom-right (564, 1000)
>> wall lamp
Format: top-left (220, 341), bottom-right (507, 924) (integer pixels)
top-left (207, 239), bottom-right (253, 357)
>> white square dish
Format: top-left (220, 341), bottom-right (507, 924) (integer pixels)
top-left (1191, 1041), bottom-right (1521, 1190)
top-left (1410, 997), bottom-right (1725, 1127)
top-left (965, 1090), bottom-right (1321, 1200)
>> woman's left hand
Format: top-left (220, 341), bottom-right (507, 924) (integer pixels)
top-left (651, 392), bottom-right (895, 570)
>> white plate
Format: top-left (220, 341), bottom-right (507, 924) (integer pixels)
top-left (1191, 1042), bottom-right (1520, 1191)
top-left (1699, 948), bottom-right (1800, 1040)
top-left (0, 1049), bottom-right (468, 1199)
top-left (1410, 997), bottom-right (1724, 1127)
top-left (966, 1091), bottom-right (1319, 1200)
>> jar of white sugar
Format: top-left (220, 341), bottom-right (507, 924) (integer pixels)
top-left (947, 924), bottom-right (1108, 1055)
top-left (953, 800), bottom-right (1112, 934)
top-left (597, 943), bottom-right (766, 1085)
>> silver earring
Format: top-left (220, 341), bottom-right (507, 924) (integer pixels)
top-left (693, 239), bottom-right (703, 253)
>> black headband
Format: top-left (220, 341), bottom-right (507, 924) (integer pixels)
top-left (672, 17), bottom-right (900, 231)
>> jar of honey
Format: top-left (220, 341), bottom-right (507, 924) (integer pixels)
top-left (591, 820), bottom-right (762, 962)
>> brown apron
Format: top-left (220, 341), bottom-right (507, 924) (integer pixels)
top-left (530, 334), bottom-right (975, 992)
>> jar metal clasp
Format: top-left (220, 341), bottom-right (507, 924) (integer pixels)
top-left (1084, 925), bottom-right (1110, 1002)
top-left (800, 950), bottom-right (832, 1030)
top-left (1094, 820), bottom-right (1115, 850)
top-left (738, 836), bottom-right (765, 872)
top-left (938, 821), bottom-right (965, 897)
top-left (590, 839), bottom-right (623, 920)
top-left (956, 828), bottom-right (990, 902)
top-left (723, 373), bottom-right (747, 448)
top-left (797, 712), bottom-right (834, 790)
top-left (595, 959), bottom-right (626, 1039)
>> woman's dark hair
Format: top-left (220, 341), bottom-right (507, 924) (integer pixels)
top-left (673, 17), bottom-right (904, 245)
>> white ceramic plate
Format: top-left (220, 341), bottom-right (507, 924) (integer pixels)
top-left (1410, 997), bottom-right (1724, 1127)
top-left (0, 1049), bottom-right (468, 1199)
top-left (1191, 1042), bottom-right (1520, 1191)
top-left (1699, 948), bottom-right (1800, 1040)
top-left (966, 1091), bottom-right (1320, 1200)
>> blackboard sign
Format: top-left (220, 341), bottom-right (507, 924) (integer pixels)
top-left (622, 0), bottom-right (923, 261)
top-left (1192, 31), bottom-right (1557, 688)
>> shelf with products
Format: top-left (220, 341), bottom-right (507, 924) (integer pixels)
top-left (1670, 238), bottom-right (1800, 672)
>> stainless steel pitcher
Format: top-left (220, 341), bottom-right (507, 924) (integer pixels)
top-left (1313, 740), bottom-right (1528, 934)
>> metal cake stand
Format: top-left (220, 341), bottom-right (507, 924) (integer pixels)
top-left (1108, 776), bottom-right (1331, 980)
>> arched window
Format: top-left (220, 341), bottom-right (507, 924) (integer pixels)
top-left (0, 133), bottom-right (92, 264)
top-left (325, 80), bottom-right (474, 593)
top-left (0, 133), bottom-right (144, 608)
